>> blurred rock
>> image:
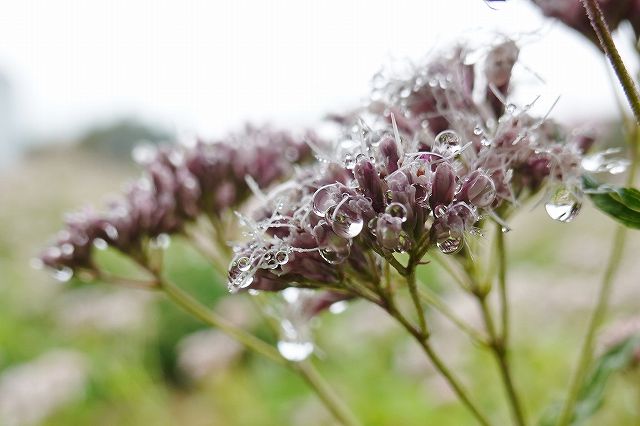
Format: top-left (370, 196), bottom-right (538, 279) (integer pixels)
top-left (177, 329), bottom-right (243, 381)
top-left (0, 350), bottom-right (88, 426)
top-left (55, 287), bottom-right (152, 334)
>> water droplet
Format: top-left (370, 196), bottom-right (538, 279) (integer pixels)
top-left (400, 87), bottom-right (412, 98)
top-left (152, 233), bottom-right (171, 249)
top-left (434, 204), bottom-right (447, 218)
top-left (473, 125), bottom-right (483, 136)
top-left (103, 224), bottom-right (119, 241)
top-left (278, 340), bottom-right (314, 362)
top-left (385, 202), bottom-right (408, 222)
top-left (344, 153), bottom-right (356, 170)
top-left (232, 273), bottom-right (254, 289)
top-left (275, 250), bottom-right (289, 265)
top-left (93, 238), bottom-right (108, 250)
top-left (581, 150), bottom-right (630, 175)
top-left (435, 130), bottom-right (461, 146)
top-left (30, 258), bottom-right (44, 270)
top-left (545, 186), bottom-right (582, 223)
top-left (282, 287), bottom-right (300, 303)
top-left (132, 144), bottom-right (157, 165)
top-left (52, 266), bottom-right (74, 282)
top-left (436, 232), bottom-right (463, 255)
top-left (481, 138), bottom-right (492, 147)
top-left (328, 199), bottom-right (364, 239)
top-left (329, 301), bottom-right (348, 314)
top-left (319, 248), bottom-right (349, 264)
top-left (501, 226), bottom-right (511, 233)
top-left (236, 256), bottom-right (252, 272)
top-left (60, 243), bottom-right (74, 256)
top-left (506, 104), bottom-right (516, 114)
top-left (312, 184), bottom-right (338, 217)
top-left (367, 217), bottom-right (378, 236)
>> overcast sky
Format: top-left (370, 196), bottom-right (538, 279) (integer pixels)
top-left (0, 0), bottom-right (636, 147)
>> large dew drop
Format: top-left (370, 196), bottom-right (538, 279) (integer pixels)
top-left (277, 340), bottom-right (314, 362)
top-left (312, 184), bottom-right (338, 217)
top-left (385, 202), bottom-right (408, 222)
top-left (328, 199), bottom-right (364, 239)
top-left (436, 232), bottom-right (463, 255)
top-left (434, 130), bottom-right (462, 155)
top-left (52, 266), bottom-right (74, 282)
top-left (278, 319), bottom-right (314, 362)
top-left (545, 186), bottom-right (582, 223)
top-left (319, 248), bottom-right (349, 264)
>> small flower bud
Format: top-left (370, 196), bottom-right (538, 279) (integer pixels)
top-left (457, 170), bottom-right (497, 208)
top-left (430, 163), bottom-right (456, 208)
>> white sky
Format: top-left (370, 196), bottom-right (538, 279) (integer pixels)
top-left (0, 0), bottom-right (635, 144)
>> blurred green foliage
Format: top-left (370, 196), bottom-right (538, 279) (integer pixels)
top-left (0, 147), bottom-right (639, 426)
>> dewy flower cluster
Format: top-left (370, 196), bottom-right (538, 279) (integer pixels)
top-left (532, 0), bottom-right (640, 44)
top-left (227, 40), bottom-right (594, 294)
top-left (37, 126), bottom-right (311, 280)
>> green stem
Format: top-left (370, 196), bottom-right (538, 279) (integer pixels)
top-left (160, 277), bottom-right (284, 364)
top-left (417, 286), bottom-right (489, 346)
top-left (477, 297), bottom-right (527, 426)
top-left (495, 225), bottom-right (509, 344)
top-left (581, 0), bottom-right (640, 124)
top-left (295, 361), bottom-right (361, 426)
top-left (557, 4), bottom-right (640, 419)
top-left (381, 273), bottom-right (491, 426)
top-left (159, 278), bottom-right (360, 426)
top-left (407, 265), bottom-right (429, 336)
top-left (556, 227), bottom-right (628, 426)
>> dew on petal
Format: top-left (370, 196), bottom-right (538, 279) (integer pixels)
top-left (312, 184), bottom-right (339, 217)
top-left (436, 232), bottom-right (463, 255)
top-left (52, 266), bottom-right (74, 282)
top-left (385, 202), bottom-right (408, 222)
top-left (545, 186), bottom-right (582, 223)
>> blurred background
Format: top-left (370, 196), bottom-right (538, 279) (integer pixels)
top-left (0, 1), bottom-right (639, 425)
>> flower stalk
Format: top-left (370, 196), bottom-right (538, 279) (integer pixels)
top-left (157, 276), bottom-right (361, 426)
top-left (557, 3), bottom-right (640, 425)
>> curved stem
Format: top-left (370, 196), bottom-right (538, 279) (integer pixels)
top-left (581, 0), bottom-right (640, 124)
top-left (557, 4), bottom-right (640, 418)
top-left (160, 277), bottom-right (284, 364)
top-left (495, 225), bottom-right (509, 342)
top-left (477, 296), bottom-right (527, 426)
top-left (556, 227), bottom-right (628, 426)
top-left (417, 286), bottom-right (489, 346)
top-left (407, 265), bottom-right (429, 336)
top-left (381, 268), bottom-right (492, 426)
top-left (158, 277), bottom-right (360, 426)
top-left (295, 361), bottom-right (361, 426)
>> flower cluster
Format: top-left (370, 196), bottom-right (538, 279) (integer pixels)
top-left (37, 126), bottom-right (311, 280)
top-left (228, 40), bottom-right (593, 293)
top-left (532, 0), bottom-right (640, 44)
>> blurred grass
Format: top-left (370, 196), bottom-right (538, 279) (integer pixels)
top-left (0, 148), bottom-right (639, 425)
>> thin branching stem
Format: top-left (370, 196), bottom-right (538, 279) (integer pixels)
top-left (477, 296), bottom-right (527, 426)
top-left (417, 286), bottom-right (489, 346)
top-left (495, 225), bottom-right (509, 344)
top-left (581, 0), bottom-right (640, 124)
top-left (156, 276), bottom-right (361, 426)
top-left (558, 4), bottom-right (640, 423)
top-left (378, 263), bottom-right (492, 426)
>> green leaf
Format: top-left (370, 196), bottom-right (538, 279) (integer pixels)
top-left (538, 334), bottom-right (640, 426)
top-left (582, 175), bottom-right (640, 229)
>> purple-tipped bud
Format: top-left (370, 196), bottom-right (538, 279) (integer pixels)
top-left (485, 40), bottom-right (519, 117)
top-left (354, 157), bottom-right (385, 211)
top-left (375, 214), bottom-right (408, 251)
top-left (379, 137), bottom-right (400, 174)
top-left (430, 163), bottom-right (456, 209)
top-left (457, 170), bottom-right (497, 208)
